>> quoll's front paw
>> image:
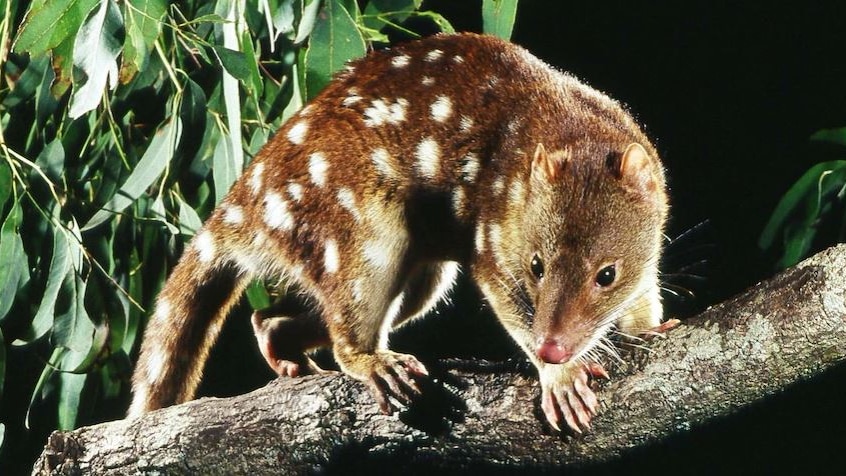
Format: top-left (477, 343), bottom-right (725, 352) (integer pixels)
top-left (340, 349), bottom-right (429, 414)
top-left (540, 362), bottom-right (608, 434)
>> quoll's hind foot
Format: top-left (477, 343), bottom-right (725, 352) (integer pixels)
top-left (268, 355), bottom-right (325, 378)
top-left (539, 362), bottom-right (609, 434)
top-left (337, 348), bottom-right (429, 414)
top-left (251, 308), bottom-right (329, 378)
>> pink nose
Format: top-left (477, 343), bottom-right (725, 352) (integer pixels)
top-left (537, 340), bottom-right (573, 364)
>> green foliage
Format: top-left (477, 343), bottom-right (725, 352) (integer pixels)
top-left (482, 0), bottom-right (519, 39)
top-left (760, 128), bottom-right (846, 268)
top-left (0, 0), bottom-right (520, 462)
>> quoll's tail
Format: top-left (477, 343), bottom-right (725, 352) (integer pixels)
top-left (128, 231), bottom-right (248, 417)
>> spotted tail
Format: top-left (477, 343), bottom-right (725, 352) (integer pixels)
top-left (128, 236), bottom-right (248, 418)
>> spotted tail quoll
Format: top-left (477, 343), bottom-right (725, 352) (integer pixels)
top-left (129, 32), bottom-right (672, 433)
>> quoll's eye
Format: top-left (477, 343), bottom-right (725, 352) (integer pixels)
top-left (595, 264), bottom-right (617, 287)
top-left (530, 254), bottom-right (544, 279)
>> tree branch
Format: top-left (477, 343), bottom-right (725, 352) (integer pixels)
top-left (33, 245), bottom-right (846, 475)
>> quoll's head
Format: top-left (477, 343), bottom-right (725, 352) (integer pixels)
top-left (521, 140), bottom-right (668, 365)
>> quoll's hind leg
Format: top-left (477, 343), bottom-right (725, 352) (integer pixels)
top-left (615, 286), bottom-right (676, 339)
top-left (251, 293), bottom-right (330, 378)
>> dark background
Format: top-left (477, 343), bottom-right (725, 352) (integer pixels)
top-left (8, 1), bottom-right (846, 474)
top-left (211, 2), bottom-right (846, 474)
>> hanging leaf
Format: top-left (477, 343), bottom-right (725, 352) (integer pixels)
top-left (304, 0), bottom-right (365, 100)
top-left (759, 160), bottom-right (846, 268)
top-left (12, 0), bottom-right (99, 56)
top-left (482, 0), bottom-right (519, 40)
top-left (83, 116), bottom-right (183, 231)
top-left (362, 0), bottom-right (420, 32)
top-left (810, 127), bottom-right (846, 149)
top-left (68, 0), bottom-right (125, 119)
top-left (0, 327), bottom-right (6, 400)
top-left (14, 218), bottom-right (74, 346)
top-left (57, 371), bottom-right (87, 430)
top-left (121, 0), bottom-right (167, 83)
top-left (212, 46), bottom-right (252, 82)
top-left (212, 131), bottom-right (239, 203)
top-left (294, 0), bottom-right (323, 44)
top-left (0, 200), bottom-right (29, 323)
top-left (176, 194), bottom-right (203, 236)
top-left (0, 162), bottom-right (11, 210)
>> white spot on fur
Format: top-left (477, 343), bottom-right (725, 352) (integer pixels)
top-left (492, 177), bottom-right (506, 196)
top-left (324, 239), bottom-right (339, 274)
top-left (287, 121), bottom-right (308, 145)
top-left (337, 188), bottom-right (360, 220)
top-left (475, 222), bottom-right (486, 253)
top-left (343, 88), bottom-right (362, 106)
top-left (371, 148), bottom-right (397, 179)
top-left (392, 54), bottom-right (410, 68)
top-left (309, 153), bottom-right (329, 187)
top-left (453, 55), bottom-right (465, 63)
top-left (461, 153), bottom-right (480, 183)
top-left (460, 115), bottom-right (474, 132)
top-left (425, 49), bottom-right (444, 62)
top-left (509, 180), bottom-right (525, 207)
top-left (363, 98), bottom-right (408, 127)
top-left (250, 163), bottom-right (264, 195)
top-left (421, 76), bottom-right (435, 86)
top-left (452, 187), bottom-right (466, 216)
top-left (264, 192), bottom-right (294, 230)
top-left (430, 95), bottom-right (452, 122)
top-left (153, 299), bottom-right (171, 323)
top-left (146, 351), bottom-right (166, 385)
top-left (363, 240), bottom-right (392, 270)
top-left (195, 231), bottom-right (215, 263)
top-left (223, 205), bottom-right (244, 225)
top-left (300, 104), bottom-right (314, 116)
top-left (489, 224), bottom-right (502, 251)
top-left (288, 182), bottom-right (304, 202)
top-left (252, 230), bottom-right (268, 248)
top-left (415, 137), bottom-right (440, 179)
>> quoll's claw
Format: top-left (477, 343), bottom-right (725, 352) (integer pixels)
top-left (362, 351), bottom-right (428, 414)
top-left (643, 318), bottom-right (681, 339)
top-left (540, 363), bottom-right (601, 434)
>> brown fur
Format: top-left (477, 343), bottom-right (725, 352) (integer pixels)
top-left (129, 33), bottom-right (669, 431)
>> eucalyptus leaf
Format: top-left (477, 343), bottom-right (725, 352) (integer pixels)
top-left (121, 0), bottom-right (167, 82)
top-left (0, 327), bottom-right (6, 400)
top-left (0, 200), bottom-right (28, 324)
top-left (362, 0), bottom-right (420, 32)
top-left (0, 162), bottom-right (11, 209)
top-left (414, 10), bottom-right (454, 33)
top-left (17, 223), bottom-right (73, 346)
top-left (294, 0), bottom-right (322, 44)
top-left (810, 127), bottom-right (846, 148)
top-left (304, 0), bottom-right (365, 100)
top-left (33, 138), bottom-right (65, 183)
top-left (212, 132), bottom-right (239, 203)
top-left (176, 194), bottom-right (203, 236)
top-left (213, 46), bottom-right (252, 82)
top-left (760, 161), bottom-right (846, 250)
top-left (13, 0), bottom-right (98, 56)
top-left (482, 0), bottom-right (519, 40)
top-left (68, 0), bottom-right (125, 118)
top-left (57, 371), bottom-right (87, 430)
top-left (83, 117), bottom-right (183, 231)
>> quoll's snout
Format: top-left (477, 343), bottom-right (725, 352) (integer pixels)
top-left (536, 339), bottom-right (573, 364)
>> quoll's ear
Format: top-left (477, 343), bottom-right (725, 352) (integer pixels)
top-left (531, 143), bottom-right (569, 183)
top-left (618, 143), bottom-right (660, 194)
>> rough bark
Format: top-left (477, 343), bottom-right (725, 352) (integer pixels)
top-left (33, 245), bottom-right (846, 475)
